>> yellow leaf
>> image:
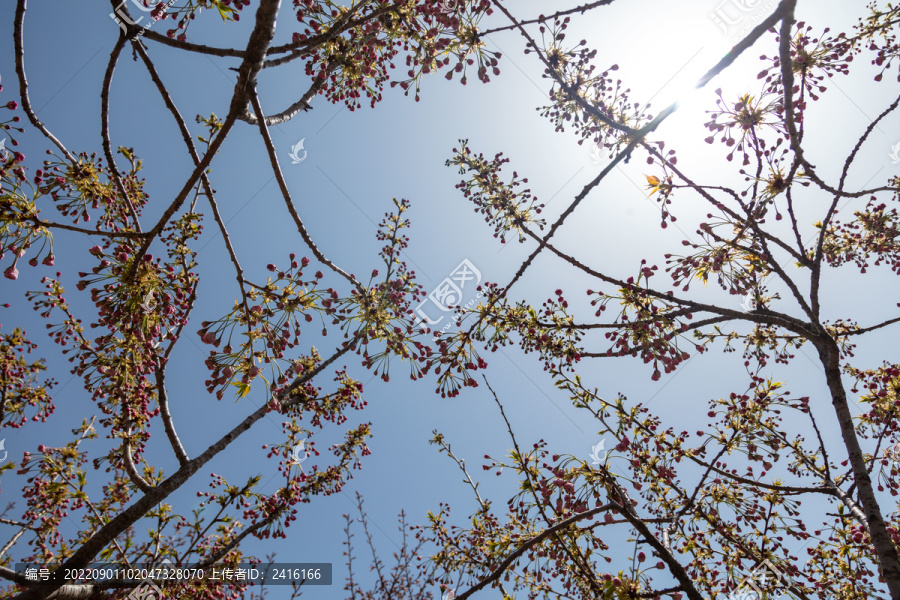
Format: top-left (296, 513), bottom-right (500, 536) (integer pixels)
top-left (230, 381), bottom-right (251, 398)
top-left (644, 174), bottom-right (662, 197)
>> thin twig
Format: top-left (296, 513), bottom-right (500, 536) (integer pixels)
top-left (13, 0), bottom-right (75, 164)
top-left (100, 36), bottom-right (144, 232)
top-left (248, 92), bottom-right (363, 290)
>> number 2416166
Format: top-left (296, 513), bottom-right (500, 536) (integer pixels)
top-left (273, 568), bottom-right (322, 580)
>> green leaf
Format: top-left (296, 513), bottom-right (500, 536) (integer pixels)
top-left (216, 2), bottom-right (234, 20)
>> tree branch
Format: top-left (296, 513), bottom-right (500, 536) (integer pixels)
top-left (238, 70), bottom-right (329, 125)
top-left (479, 0), bottom-right (618, 36)
top-left (155, 359), bottom-right (190, 466)
top-left (100, 35), bottom-right (143, 233)
top-left (453, 504), bottom-right (612, 600)
top-left (126, 0), bottom-right (282, 280)
top-left (13, 0), bottom-right (75, 164)
top-left (248, 92), bottom-right (363, 290)
top-left (122, 434), bottom-right (154, 494)
top-left (833, 316), bottom-right (900, 337)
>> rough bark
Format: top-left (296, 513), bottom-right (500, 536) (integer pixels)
top-left (818, 340), bottom-right (900, 599)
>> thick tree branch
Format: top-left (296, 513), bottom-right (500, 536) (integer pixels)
top-left (772, 2), bottom-right (900, 592)
top-left (11, 4), bottom-right (288, 597)
top-left (127, 0), bottom-right (282, 279)
top-left (134, 30), bottom-right (257, 354)
top-left (617, 506), bottom-right (704, 600)
top-left (454, 0), bottom-right (798, 374)
top-left (817, 340), bottom-right (900, 597)
top-left (518, 223), bottom-right (818, 339)
top-left (12, 344), bottom-right (343, 600)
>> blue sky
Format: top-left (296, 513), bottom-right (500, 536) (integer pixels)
top-left (2, 0), bottom-right (900, 598)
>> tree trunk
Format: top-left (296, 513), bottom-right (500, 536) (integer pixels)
top-left (819, 341), bottom-right (900, 599)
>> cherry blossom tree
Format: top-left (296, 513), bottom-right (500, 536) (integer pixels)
top-left (0, 0), bottom-right (521, 598)
top-left (3, 0), bottom-right (900, 599)
top-left (401, 1), bottom-right (900, 599)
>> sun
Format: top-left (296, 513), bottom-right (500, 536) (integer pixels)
top-left (587, 1), bottom-right (771, 117)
